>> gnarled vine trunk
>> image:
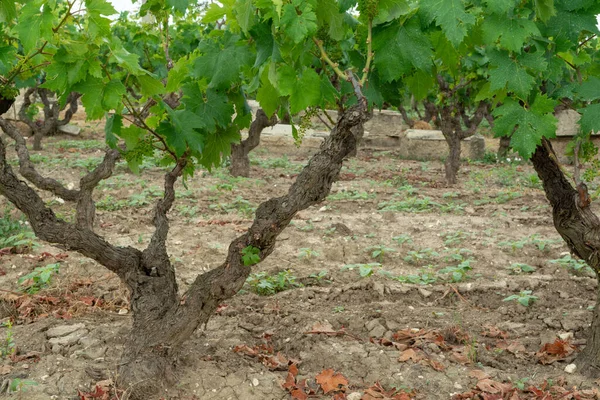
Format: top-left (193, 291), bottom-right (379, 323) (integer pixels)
top-left (19, 87), bottom-right (80, 150)
top-left (531, 139), bottom-right (600, 377)
top-left (0, 96), bottom-right (371, 398)
top-left (230, 108), bottom-right (277, 177)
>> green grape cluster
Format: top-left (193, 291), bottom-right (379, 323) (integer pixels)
top-left (357, 0), bottom-right (379, 21)
top-left (0, 85), bottom-right (18, 100)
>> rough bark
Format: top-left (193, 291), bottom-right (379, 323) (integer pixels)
top-left (229, 109), bottom-right (277, 177)
top-left (0, 84), bottom-right (371, 398)
top-left (531, 139), bottom-right (600, 377)
top-left (18, 87), bottom-right (80, 150)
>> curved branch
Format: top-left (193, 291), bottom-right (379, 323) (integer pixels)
top-left (0, 134), bottom-right (141, 276)
top-left (76, 149), bottom-right (121, 230)
top-left (163, 101), bottom-right (372, 347)
top-left (0, 117), bottom-right (79, 201)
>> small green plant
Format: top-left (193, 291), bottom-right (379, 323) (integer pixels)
top-left (298, 248), bottom-right (320, 260)
top-left (513, 377), bottom-right (530, 391)
top-left (367, 245), bottom-right (396, 263)
top-left (209, 196), bottom-right (256, 218)
top-left (441, 231), bottom-right (470, 246)
top-left (341, 263), bottom-right (382, 278)
top-left (392, 234), bottom-right (413, 247)
top-left (549, 254), bottom-right (593, 275)
top-left (241, 246), bottom-right (261, 266)
top-left (438, 259), bottom-right (474, 282)
top-left (176, 204), bottom-right (199, 218)
top-left (442, 248), bottom-right (473, 263)
top-left (395, 268), bottom-right (438, 285)
top-left (327, 190), bottom-right (376, 201)
top-left (8, 378), bottom-right (38, 395)
top-left (18, 263), bottom-right (61, 294)
top-left (0, 210), bottom-right (37, 250)
top-left (1, 320), bottom-right (16, 358)
top-left (332, 306), bottom-right (345, 313)
top-left (245, 270), bottom-right (301, 295)
top-left (503, 290), bottom-right (538, 307)
top-left (404, 248), bottom-right (439, 265)
top-left (507, 263), bottom-right (536, 274)
top-left (498, 234), bottom-right (560, 253)
top-left (308, 270), bottom-right (329, 284)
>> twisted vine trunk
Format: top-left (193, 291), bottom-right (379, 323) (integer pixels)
top-left (229, 108), bottom-right (277, 177)
top-left (444, 134), bottom-right (461, 185)
top-left (0, 96), bottom-right (371, 399)
top-left (531, 139), bottom-right (600, 377)
top-left (19, 88), bottom-right (80, 150)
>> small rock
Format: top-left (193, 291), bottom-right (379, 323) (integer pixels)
top-left (372, 282), bottom-right (385, 297)
top-left (369, 324), bottom-right (387, 338)
top-left (118, 308), bottom-right (129, 315)
top-left (564, 364), bottom-right (577, 374)
top-left (58, 124), bottom-right (81, 136)
top-left (365, 319), bottom-right (382, 332)
top-left (47, 323), bottom-right (86, 338)
top-left (49, 329), bottom-right (89, 346)
top-left (454, 382), bottom-right (463, 390)
top-left (383, 330), bottom-right (394, 341)
top-left (318, 206), bottom-right (328, 212)
top-left (347, 393), bottom-right (362, 400)
top-left (558, 332), bottom-right (574, 341)
top-left (51, 344), bottom-right (62, 354)
top-left (418, 288), bottom-right (432, 298)
top-left (252, 378), bottom-right (259, 387)
top-left (426, 343), bottom-right (441, 353)
top-left (465, 207), bottom-right (475, 214)
top-left (559, 291), bottom-right (570, 299)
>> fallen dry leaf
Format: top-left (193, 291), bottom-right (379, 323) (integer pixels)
top-left (398, 348), bottom-right (423, 363)
top-left (305, 321), bottom-right (340, 335)
top-left (468, 369), bottom-right (490, 380)
top-left (315, 368), bottom-right (348, 394)
top-left (536, 339), bottom-right (576, 365)
top-left (0, 364), bottom-right (13, 375)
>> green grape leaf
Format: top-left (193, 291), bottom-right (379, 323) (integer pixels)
top-left (483, 0), bottom-right (518, 15)
top-left (420, 0), bottom-right (476, 47)
top-left (280, 1), bottom-right (318, 44)
top-left (104, 113), bottom-right (122, 148)
top-left (315, 0), bottom-right (345, 40)
top-left (373, 0), bottom-right (411, 25)
top-left (118, 125), bottom-right (145, 151)
top-left (111, 47), bottom-right (144, 75)
top-left (545, 9), bottom-right (600, 43)
top-left (203, 2), bottom-right (227, 23)
top-left (73, 79), bottom-right (105, 120)
top-left (0, 0), bottom-right (16, 23)
top-left (405, 70), bottom-right (435, 101)
top-left (166, 58), bottom-right (190, 92)
top-left (199, 125), bottom-right (241, 169)
top-left (16, 1), bottom-right (45, 53)
top-left (493, 97), bottom-right (557, 158)
top-left (575, 77), bottom-right (600, 101)
top-left (277, 66), bottom-right (321, 114)
top-left (373, 21), bottom-right (433, 82)
top-left (193, 37), bottom-right (252, 88)
top-left (487, 50), bottom-right (535, 99)
top-left (86, 0), bottom-right (117, 39)
top-left (167, 0), bottom-right (190, 13)
top-left (481, 15), bottom-right (540, 52)
top-left (534, 0), bottom-right (556, 22)
top-left (160, 106), bottom-right (207, 156)
top-left (579, 104), bottom-right (600, 135)
top-left (235, 0), bottom-right (255, 34)
top-left (102, 80), bottom-right (126, 111)
top-left (256, 77), bottom-right (280, 117)
top-left (0, 46), bottom-right (16, 75)
top-left (136, 74), bottom-right (165, 96)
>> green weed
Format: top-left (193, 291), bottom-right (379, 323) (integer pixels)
top-left (245, 270), bottom-right (301, 295)
top-left (503, 290), bottom-right (538, 307)
top-left (18, 263), bottom-right (61, 294)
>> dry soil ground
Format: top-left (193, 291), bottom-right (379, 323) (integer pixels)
top-left (1, 124), bottom-right (600, 400)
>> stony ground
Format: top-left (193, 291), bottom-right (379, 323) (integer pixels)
top-left (1, 126), bottom-right (600, 399)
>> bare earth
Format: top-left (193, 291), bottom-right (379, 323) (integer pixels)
top-left (1, 120), bottom-right (599, 399)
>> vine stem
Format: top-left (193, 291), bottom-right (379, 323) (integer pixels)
top-left (312, 38), bottom-right (347, 81)
top-left (360, 20), bottom-right (373, 86)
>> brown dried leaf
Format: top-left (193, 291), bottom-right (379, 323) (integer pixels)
top-left (305, 321), bottom-right (339, 335)
top-left (468, 369), bottom-right (490, 381)
top-left (536, 339), bottom-right (576, 365)
top-left (315, 368), bottom-right (348, 394)
top-left (290, 388), bottom-right (308, 400)
top-left (398, 348), bottom-right (423, 363)
top-left (0, 365), bottom-right (13, 375)
top-left (423, 359), bottom-right (446, 371)
top-left (481, 325), bottom-right (508, 339)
